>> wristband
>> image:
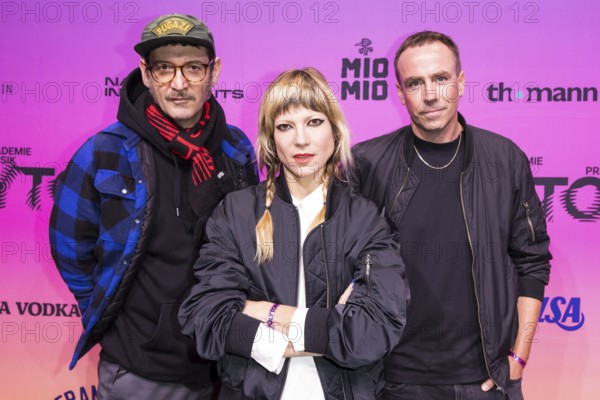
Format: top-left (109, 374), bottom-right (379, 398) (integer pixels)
top-left (266, 303), bottom-right (279, 329)
top-left (508, 351), bottom-right (527, 368)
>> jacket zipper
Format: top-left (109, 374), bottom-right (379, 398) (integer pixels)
top-left (293, 206), bottom-right (302, 307)
top-left (365, 254), bottom-right (372, 297)
top-left (390, 167), bottom-right (411, 215)
top-left (459, 172), bottom-right (503, 393)
top-left (523, 202), bottom-right (536, 242)
top-left (340, 370), bottom-right (349, 400)
top-left (320, 225), bottom-right (331, 308)
top-left (275, 207), bottom-right (303, 400)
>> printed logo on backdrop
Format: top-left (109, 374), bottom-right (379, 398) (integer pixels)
top-left (534, 173), bottom-right (600, 222)
top-left (1, 300), bottom-right (83, 349)
top-left (53, 386), bottom-right (97, 400)
top-left (528, 157), bottom-right (600, 222)
top-left (0, 147), bottom-right (55, 210)
top-left (0, 300), bottom-right (80, 318)
top-left (539, 297), bottom-right (585, 331)
top-left (486, 82), bottom-right (598, 102)
top-left (104, 76), bottom-right (124, 97)
top-left (103, 75), bottom-right (244, 101)
top-left (1, 82), bottom-right (14, 96)
top-left (1, 75), bottom-right (244, 104)
top-left (341, 38), bottom-right (389, 100)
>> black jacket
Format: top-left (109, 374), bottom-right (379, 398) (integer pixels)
top-left (179, 176), bottom-right (409, 399)
top-left (351, 113), bottom-right (551, 391)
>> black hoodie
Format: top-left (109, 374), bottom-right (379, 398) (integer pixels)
top-left (99, 68), bottom-right (217, 388)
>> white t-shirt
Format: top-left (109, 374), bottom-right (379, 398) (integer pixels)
top-left (249, 184), bottom-right (326, 400)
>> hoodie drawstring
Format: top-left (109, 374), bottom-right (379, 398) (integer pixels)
top-left (172, 153), bottom-right (181, 217)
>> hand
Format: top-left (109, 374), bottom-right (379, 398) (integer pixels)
top-left (480, 378), bottom-right (494, 392)
top-left (508, 355), bottom-right (525, 380)
top-left (337, 282), bottom-right (353, 305)
top-left (283, 342), bottom-right (323, 358)
top-left (481, 356), bottom-right (524, 392)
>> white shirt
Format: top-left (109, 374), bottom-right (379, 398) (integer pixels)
top-left (248, 184), bottom-right (325, 400)
top-left (281, 185), bottom-right (326, 400)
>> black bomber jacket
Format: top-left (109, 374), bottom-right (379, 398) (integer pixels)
top-left (351, 113), bottom-right (552, 392)
top-left (179, 175), bottom-right (409, 399)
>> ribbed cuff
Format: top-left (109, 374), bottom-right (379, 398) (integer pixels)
top-left (225, 313), bottom-right (261, 358)
top-left (518, 276), bottom-right (546, 301)
top-left (303, 307), bottom-right (331, 354)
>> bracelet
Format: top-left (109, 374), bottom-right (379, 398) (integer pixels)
top-left (266, 303), bottom-right (279, 329)
top-left (508, 350), bottom-right (527, 368)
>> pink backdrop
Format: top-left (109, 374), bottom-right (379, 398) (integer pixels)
top-left (1, 1), bottom-right (598, 399)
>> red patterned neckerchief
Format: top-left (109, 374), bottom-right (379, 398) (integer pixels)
top-left (146, 102), bottom-right (215, 185)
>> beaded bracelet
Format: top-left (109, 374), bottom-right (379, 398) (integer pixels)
top-left (508, 350), bottom-right (527, 368)
top-left (266, 303), bottom-right (279, 329)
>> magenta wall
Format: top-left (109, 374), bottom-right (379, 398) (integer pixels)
top-left (1, 1), bottom-right (598, 399)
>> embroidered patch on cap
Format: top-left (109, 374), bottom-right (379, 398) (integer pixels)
top-left (152, 16), bottom-right (194, 37)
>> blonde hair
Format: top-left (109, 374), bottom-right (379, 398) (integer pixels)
top-left (255, 68), bottom-right (352, 263)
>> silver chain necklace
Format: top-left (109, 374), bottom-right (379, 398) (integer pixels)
top-left (413, 132), bottom-right (462, 170)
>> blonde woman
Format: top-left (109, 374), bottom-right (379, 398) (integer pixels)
top-left (179, 68), bottom-right (408, 399)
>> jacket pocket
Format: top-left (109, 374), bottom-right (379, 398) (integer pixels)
top-left (95, 170), bottom-right (136, 244)
top-left (142, 303), bottom-right (186, 351)
top-left (522, 201), bottom-right (536, 242)
top-left (141, 303), bottom-right (201, 368)
top-left (137, 303), bottom-right (216, 383)
top-left (365, 254), bottom-right (372, 297)
top-left (522, 194), bottom-right (547, 244)
top-left (505, 378), bottom-right (524, 400)
top-left (95, 169), bottom-right (135, 198)
top-left (383, 382), bottom-right (408, 395)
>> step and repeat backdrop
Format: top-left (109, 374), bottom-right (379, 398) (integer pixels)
top-left (1, 1), bottom-right (598, 399)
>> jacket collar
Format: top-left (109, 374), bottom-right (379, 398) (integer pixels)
top-left (101, 121), bottom-right (142, 150)
top-left (401, 112), bottom-right (474, 171)
top-left (274, 171), bottom-right (344, 220)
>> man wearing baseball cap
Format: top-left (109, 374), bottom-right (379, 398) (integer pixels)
top-left (50, 14), bottom-right (258, 399)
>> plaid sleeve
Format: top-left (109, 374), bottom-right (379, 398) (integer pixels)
top-left (49, 136), bottom-right (100, 314)
top-left (225, 124), bottom-right (259, 185)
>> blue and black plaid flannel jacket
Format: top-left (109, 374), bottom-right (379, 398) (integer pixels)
top-left (49, 121), bottom-right (257, 369)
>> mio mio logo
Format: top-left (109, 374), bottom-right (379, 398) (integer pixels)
top-left (340, 38), bottom-right (389, 101)
top-left (539, 297), bottom-right (584, 331)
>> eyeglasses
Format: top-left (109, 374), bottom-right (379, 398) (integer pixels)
top-left (145, 60), bottom-right (214, 84)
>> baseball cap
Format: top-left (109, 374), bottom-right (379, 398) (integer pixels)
top-left (134, 14), bottom-right (215, 59)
